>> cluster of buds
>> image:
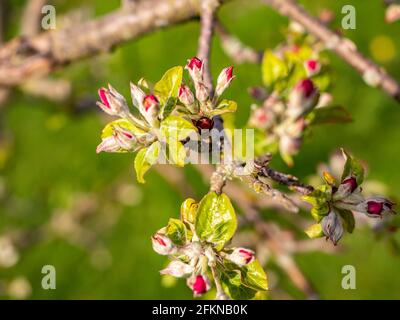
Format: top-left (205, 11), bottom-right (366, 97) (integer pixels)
top-left (304, 150), bottom-right (396, 245)
top-left (248, 77), bottom-right (322, 166)
top-left (180, 57), bottom-right (235, 131)
top-left (96, 82), bottom-right (162, 154)
top-left (150, 195), bottom-right (261, 299)
top-left (151, 230), bottom-right (256, 298)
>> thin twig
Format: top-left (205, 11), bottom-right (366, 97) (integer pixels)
top-left (263, 0), bottom-right (400, 103)
top-left (197, 0), bottom-right (219, 95)
top-left (0, 0), bottom-right (229, 87)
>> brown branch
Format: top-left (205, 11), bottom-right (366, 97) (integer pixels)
top-left (254, 154), bottom-right (314, 195)
top-left (0, 0), bottom-right (230, 87)
top-left (215, 21), bottom-right (262, 64)
top-left (21, 0), bottom-right (46, 36)
top-left (263, 0), bottom-right (400, 103)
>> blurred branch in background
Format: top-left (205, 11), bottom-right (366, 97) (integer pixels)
top-left (263, 0), bottom-right (400, 102)
top-left (0, 0), bottom-right (397, 104)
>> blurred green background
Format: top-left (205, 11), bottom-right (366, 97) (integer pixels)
top-left (0, 0), bottom-right (400, 299)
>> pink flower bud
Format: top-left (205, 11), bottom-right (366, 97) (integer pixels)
top-left (112, 125), bottom-right (137, 150)
top-left (160, 260), bottom-right (193, 278)
top-left (97, 85), bottom-right (128, 116)
top-left (194, 82), bottom-right (209, 102)
top-left (279, 134), bottom-right (301, 157)
top-left (287, 78), bottom-right (318, 119)
top-left (353, 197), bottom-right (396, 218)
top-left (342, 177), bottom-right (358, 193)
top-left (186, 57), bottom-right (204, 83)
top-left (96, 125), bottom-right (138, 154)
top-left (227, 248), bottom-right (255, 266)
top-left (143, 95), bottom-right (159, 112)
top-left (333, 176), bottom-right (359, 201)
top-left (304, 59), bottom-right (321, 76)
top-left (187, 274), bottom-right (211, 297)
top-left (249, 107), bottom-right (274, 129)
top-left (215, 66), bottom-right (234, 97)
top-left (96, 136), bottom-right (120, 154)
top-left (187, 57), bottom-right (203, 72)
top-left (178, 84), bottom-right (195, 106)
top-left (248, 86), bottom-right (268, 101)
top-left (151, 233), bottom-right (175, 255)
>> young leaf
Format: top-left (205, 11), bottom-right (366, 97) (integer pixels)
top-left (341, 149), bottom-right (365, 185)
top-left (195, 192), bottom-right (237, 251)
top-left (166, 141), bottom-right (186, 167)
top-left (308, 106), bottom-right (352, 125)
top-left (160, 115), bottom-right (197, 142)
top-left (337, 208), bottom-right (355, 233)
top-left (302, 185), bottom-right (332, 222)
top-left (304, 223), bottom-right (324, 238)
top-left (180, 198), bottom-right (198, 224)
top-left (166, 218), bottom-right (187, 245)
top-left (154, 66), bottom-right (183, 119)
top-left (101, 119), bottom-right (147, 139)
top-left (221, 269), bottom-right (257, 300)
top-left (134, 141), bottom-right (160, 183)
top-left (262, 50), bottom-right (288, 88)
top-left (240, 260), bottom-right (268, 291)
top-left (209, 99), bottom-right (237, 117)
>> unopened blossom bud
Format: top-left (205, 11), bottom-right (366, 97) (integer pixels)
top-left (179, 84), bottom-right (195, 106)
top-left (334, 176), bottom-right (358, 200)
top-left (386, 4), bottom-right (400, 24)
top-left (187, 274), bottom-right (211, 297)
top-left (97, 85), bottom-right (128, 116)
top-left (130, 82), bottom-right (146, 109)
top-left (249, 107), bottom-right (274, 129)
top-left (96, 136), bottom-right (121, 154)
top-left (321, 210), bottom-right (344, 245)
top-left (215, 66), bottom-right (234, 97)
top-left (357, 197), bottom-right (396, 218)
top-left (279, 134), bottom-right (301, 157)
top-left (113, 125), bottom-right (137, 150)
top-left (186, 57), bottom-right (203, 83)
top-left (304, 59), bottom-right (321, 76)
top-left (160, 260), bottom-right (193, 278)
top-left (151, 233), bottom-right (176, 255)
top-left (142, 94), bottom-right (160, 126)
top-left (287, 78), bottom-right (318, 119)
top-left (195, 82), bottom-right (209, 102)
top-left (227, 248), bottom-right (255, 266)
top-left (248, 86), bottom-right (268, 101)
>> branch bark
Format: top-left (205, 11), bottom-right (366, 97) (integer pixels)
top-left (263, 0), bottom-right (400, 103)
top-left (0, 0), bottom-right (229, 87)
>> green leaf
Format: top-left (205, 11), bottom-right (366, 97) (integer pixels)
top-left (337, 209), bottom-right (355, 233)
top-left (240, 260), bottom-right (268, 291)
top-left (166, 218), bottom-right (187, 245)
top-left (304, 223), bottom-right (324, 238)
top-left (221, 269), bottom-right (257, 300)
top-left (134, 141), bottom-right (160, 183)
top-left (180, 198), bottom-right (198, 224)
top-left (302, 185), bottom-right (332, 222)
top-left (160, 115), bottom-right (197, 141)
top-left (101, 119), bottom-right (146, 139)
top-left (341, 149), bottom-right (365, 185)
top-left (166, 141), bottom-right (186, 167)
top-left (209, 100), bottom-right (237, 117)
top-left (308, 106), bottom-right (352, 125)
top-left (154, 66), bottom-right (183, 119)
top-left (195, 192), bottom-right (237, 251)
top-left (262, 50), bottom-right (288, 88)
